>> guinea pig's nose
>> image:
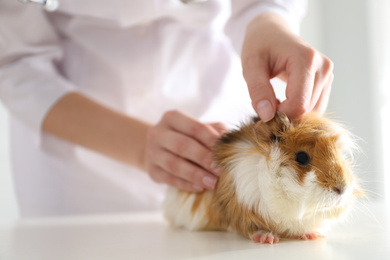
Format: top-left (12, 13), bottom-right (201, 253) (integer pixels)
top-left (332, 186), bottom-right (344, 195)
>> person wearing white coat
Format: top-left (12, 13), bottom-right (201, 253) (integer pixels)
top-left (0, 0), bottom-right (333, 217)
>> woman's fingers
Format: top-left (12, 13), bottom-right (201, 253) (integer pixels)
top-left (161, 110), bottom-right (220, 148)
top-left (208, 122), bottom-right (228, 135)
top-left (278, 53), bottom-right (333, 118)
top-left (159, 131), bottom-right (221, 176)
top-left (242, 56), bottom-right (278, 122)
top-left (277, 45), bottom-right (317, 118)
top-left (241, 13), bottom-right (334, 120)
top-left (149, 147), bottom-right (218, 190)
top-left (313, 72), bottom-right (334, 114)
top-left (145, 110), bottom-right (225, 192)
top-left (148, 165), bottom-right (205, 193)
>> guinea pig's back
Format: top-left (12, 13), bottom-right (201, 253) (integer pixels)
top-left (164, 187), bottom-right (215, 231)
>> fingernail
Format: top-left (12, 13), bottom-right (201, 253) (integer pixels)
top-left (202, 176), bottom-right (217, 190)
top-left (192, 184), bottom-right (204, 192)
top-left (256, 100), bottom-right (274, 122)
top-left (210, 161), bottom-right (218, 169)
top-left (213, 167), bottom-right (222, 176)
top-left (210, 162), bottom-right (222, 176)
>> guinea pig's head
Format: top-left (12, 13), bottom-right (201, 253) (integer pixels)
top-left (254, 113), bottom-right (362, 220)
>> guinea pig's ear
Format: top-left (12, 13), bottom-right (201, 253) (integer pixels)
top-left (272, 112), bottom-right (290, 130)
top-left (255, 112), bottom-right (290, 143)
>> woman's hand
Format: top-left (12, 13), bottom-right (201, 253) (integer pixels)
top-left (145, 110), bottom-right (226, 192)
top-left (241, 13), bottom-right (334, 121)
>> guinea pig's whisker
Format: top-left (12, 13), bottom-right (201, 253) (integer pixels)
top-left (352, 200), bottom-right (381, 226)
top-left (320, 197), bottom-right (328, 219)
top-left (314, 195), bottom-right (326, 217)
top-left (359, 179), bottom-right (385, 184)
top-left (364, 191), bottom-right (384, 200)
top-left (314, 198), bottom-right (322, 216)
top-left (319, 195), bottom-right (326, 211)
top-left (313, 180), bottom-right (323, 186)
top-left (311, 165), bottom-right (323, 174)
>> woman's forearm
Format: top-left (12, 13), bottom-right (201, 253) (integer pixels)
top-left (42, 92), bottom-right (150, 170)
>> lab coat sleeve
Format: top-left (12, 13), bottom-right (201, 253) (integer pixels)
top-left (0, 1), bottom-right (75, 138)
top-left (225, 0), bottom-right (307, 54)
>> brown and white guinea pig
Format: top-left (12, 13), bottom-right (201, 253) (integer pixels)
top-left (164, 112), bottom-right (363, 244)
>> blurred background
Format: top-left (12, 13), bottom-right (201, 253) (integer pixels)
top-left (300, 0), bottom-right (390, 202)
top-left (0, 0), bottom-right (389, 220)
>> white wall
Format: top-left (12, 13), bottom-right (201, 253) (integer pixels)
top-left (368, 0), bottom-right (390, 201)
top-left (0, 103), bottom-right (19, 219)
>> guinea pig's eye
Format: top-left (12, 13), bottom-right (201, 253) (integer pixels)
top-left (270, 134), bottom-right (279, 142)
top-left (295, 151), bottom-right (310, 166)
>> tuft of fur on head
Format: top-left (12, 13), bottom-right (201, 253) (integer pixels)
top-left (164, 112), bottom-right (363, 240)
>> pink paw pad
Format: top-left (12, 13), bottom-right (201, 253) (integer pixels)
top-left (300, 232), bottom-right (325, 240)
top-left (252, 231), bottom-right (279, 244)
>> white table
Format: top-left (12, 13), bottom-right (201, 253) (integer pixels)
top-left (1, 201), bottom-right (389, 260)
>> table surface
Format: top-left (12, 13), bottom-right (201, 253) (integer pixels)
top-left (1, 201), bottom-right (389, 260)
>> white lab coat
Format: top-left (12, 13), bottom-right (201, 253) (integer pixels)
top-left (0, 0), bottom-right (306, 217)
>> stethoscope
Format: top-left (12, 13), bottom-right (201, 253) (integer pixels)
top-left (18, 0), bottom-right (208, 12)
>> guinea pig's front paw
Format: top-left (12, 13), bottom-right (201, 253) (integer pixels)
top-left (251, 230), bottom-right (279, 244)
top-left (299, 232), bottom-right (326, 241)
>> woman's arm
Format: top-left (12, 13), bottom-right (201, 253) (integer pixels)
top-left (42, 92), bottom-right (222, 192)
top-left (42, 92), bottom-right (150, 169)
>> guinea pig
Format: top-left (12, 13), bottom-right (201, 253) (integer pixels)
top-left (164, 112), bottom-right (363, 244)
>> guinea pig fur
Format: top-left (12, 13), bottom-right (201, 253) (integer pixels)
top-left (164, 112), bottom-right (363, 244)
